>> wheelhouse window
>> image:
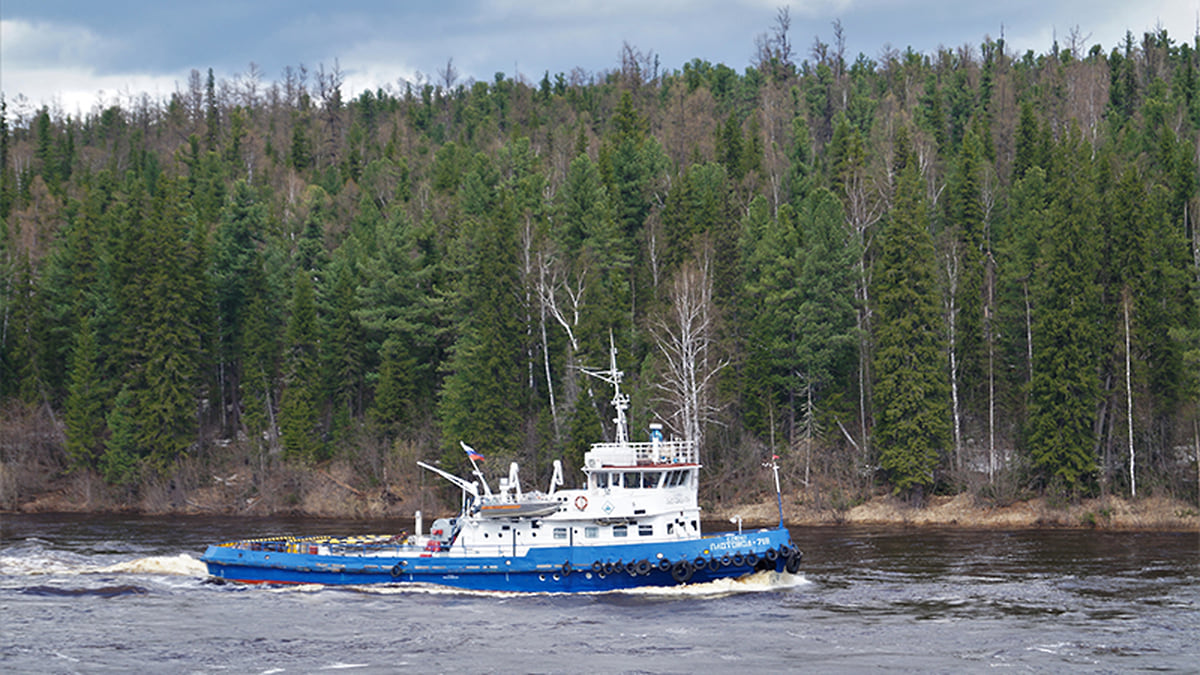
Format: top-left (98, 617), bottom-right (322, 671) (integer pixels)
top-left (623, 472), bottom-right (641, 488)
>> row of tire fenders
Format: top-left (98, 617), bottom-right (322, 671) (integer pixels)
top-left (386, 544), bottom-right (801, 583)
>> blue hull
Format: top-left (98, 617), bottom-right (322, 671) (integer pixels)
top-left (202, 527), bottom-right (799, 592)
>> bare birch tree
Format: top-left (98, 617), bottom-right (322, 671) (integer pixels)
top-left (651, 250), bottom-right (727, 448)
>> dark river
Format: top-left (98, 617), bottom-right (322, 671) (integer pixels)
top-left (1, 514), bottom-right (1196, 673)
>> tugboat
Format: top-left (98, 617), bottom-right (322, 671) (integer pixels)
top-left (201, 346), bottom-right (800, 591)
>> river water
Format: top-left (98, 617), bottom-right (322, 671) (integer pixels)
top-left (1, 514), bottom-right (1196, 673)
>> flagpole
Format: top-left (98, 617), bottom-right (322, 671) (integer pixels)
top-left (772, 455), bottom-right (783, 528)
top-left (460, 441), bottom-right (491, 497)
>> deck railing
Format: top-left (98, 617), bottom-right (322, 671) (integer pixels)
top-left (589, 439), bottom-right (697, 465)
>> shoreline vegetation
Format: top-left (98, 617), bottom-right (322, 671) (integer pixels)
top-left (6, 466), bottom-right (1197, 531)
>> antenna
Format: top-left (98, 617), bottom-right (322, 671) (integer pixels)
top-left (580, 331), bottom-right (630, 445)
top-left (763, 454), bottom-right (784, 527)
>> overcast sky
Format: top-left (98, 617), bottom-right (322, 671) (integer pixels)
top-left (2, 1), bottom-right (1196, 119)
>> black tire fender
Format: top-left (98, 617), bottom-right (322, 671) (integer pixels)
top-left (671, 560), bottom-right (693, 583)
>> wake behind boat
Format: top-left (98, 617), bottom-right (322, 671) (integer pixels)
top-left (201, 346), bottom-right (800, 592)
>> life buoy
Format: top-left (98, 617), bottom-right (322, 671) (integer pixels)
top-left (574, 495), bottom-right (588, 510)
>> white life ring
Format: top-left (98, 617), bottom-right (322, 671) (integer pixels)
top-left (575, 495), bottom-right (588, 511)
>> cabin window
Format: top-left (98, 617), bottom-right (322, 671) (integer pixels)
top-left (613, 525), bottom-right (628, 538)
top-left (667, 523), bottom-right (674, 535)
top-left (553, 528), bottom-right (567, 540)
top-left (639, 524), bottom-right (653, 537)
top-left (584, 526), bottom-right (598, 539)
top-left (678, 471), bottom-right (690, 487)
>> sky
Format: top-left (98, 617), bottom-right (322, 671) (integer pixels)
top-left (2, 0), bottom-right (1197, 121)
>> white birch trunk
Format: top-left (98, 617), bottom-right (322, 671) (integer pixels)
top-left (1124, 291), bottom-right (1135, 498)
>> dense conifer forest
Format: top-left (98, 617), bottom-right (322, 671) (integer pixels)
top-left (2, 19), bottom-right (1198, 514)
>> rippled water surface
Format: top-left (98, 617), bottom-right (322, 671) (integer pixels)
top-left (1, 514), bottom-right (1196, 672)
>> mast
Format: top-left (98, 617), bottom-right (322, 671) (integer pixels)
top-left (581, 332), bottom-right (630, 446)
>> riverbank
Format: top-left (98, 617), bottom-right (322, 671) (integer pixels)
top-left (7, 466), bottom-right (1199, 531)
top-left (712, 492), bottom-right (1200, 531)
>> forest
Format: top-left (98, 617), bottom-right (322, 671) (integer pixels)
top-left (1, 17), bottom-right (1199, 516)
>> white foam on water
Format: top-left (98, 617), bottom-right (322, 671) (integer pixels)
top-left (619, 569), bottom-right (811, 597)
top-left (0, 552), bottom-right (207, 578)
top-left (97, 553), bottom-right (208, 576)
top-left (0, 552), bottom-right (91, 576)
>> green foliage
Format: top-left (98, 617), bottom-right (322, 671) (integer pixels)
top-left (1026, 125), bottom-right (1103, 492)
top-left (1, 32), bottom-right (1198, 504)
top-left (63, 314), bottom-right (106, 467)
top-left (872, 150), bottom-right (950, 496)
top-left (280, 270), bottom-right (325, 462)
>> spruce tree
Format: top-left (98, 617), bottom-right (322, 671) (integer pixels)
top-left (211, 180), bottom-right (266, 435)
top-left (63, 314), bottom-right (106, 468)
top-left (1026, 125), bottom-right (1103, 494)
top-left (872, 141), bottom-right (950, 498)
top-left (279, 269), bottom-right (324, 462)
top-left (439, 156), bottom-right (524, 464)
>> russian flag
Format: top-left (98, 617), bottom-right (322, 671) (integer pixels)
top-left (461, 441), bottom-right (485, 462)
